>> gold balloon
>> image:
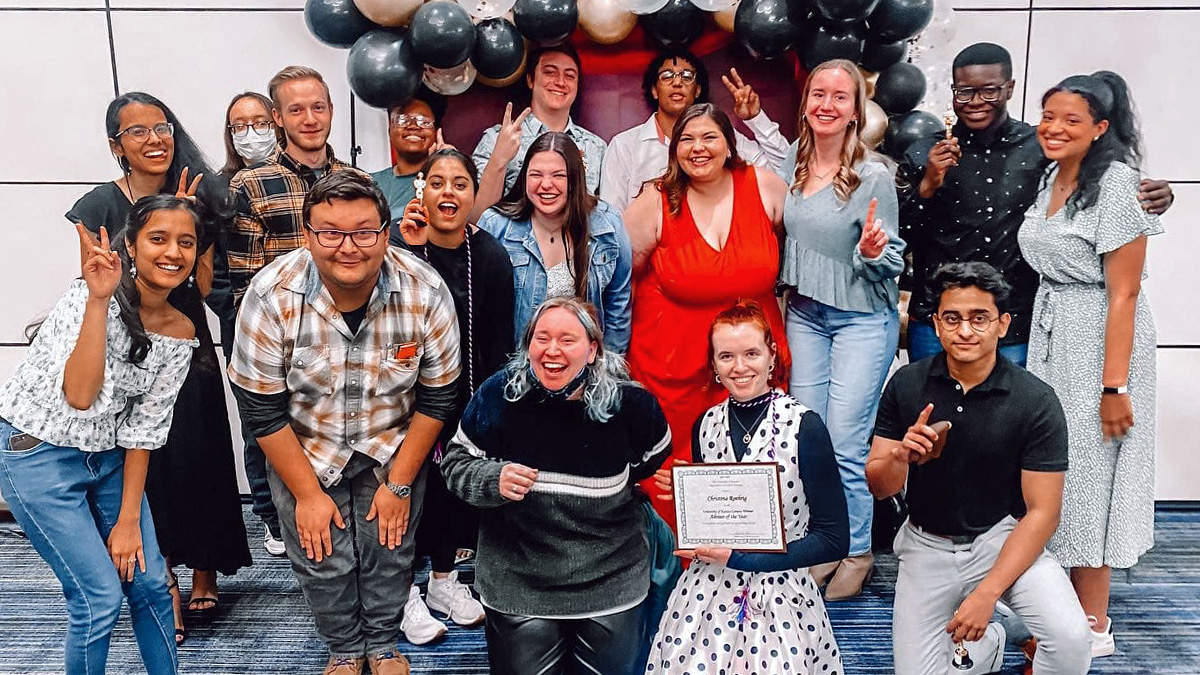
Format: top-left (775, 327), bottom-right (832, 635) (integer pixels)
top-left (354, 0), bottom-right (424, 27)
top-left (477, 44), bottom-right (528, 87)
top-left (859, 68), bottom-right (879, 100)
top-left (862, 99), bottom-right (887, 150)
top-left (714, 2), bottom-right (738, 33)
top-left (578, 0), bottom-right (637, 45)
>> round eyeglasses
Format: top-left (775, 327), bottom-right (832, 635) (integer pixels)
top-left (934, 313), bottom-right (1001, 333)
top-left (229, 121), bottom-right (274, 138)
top-left (305, 224), bottom-right (387, 249)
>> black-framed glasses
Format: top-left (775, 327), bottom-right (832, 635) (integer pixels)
top-left (934, 312), bottom-right (1001, 333)
top-left (950, 85), bottom-right (1007, 104)
top-left (305, 224), bottom-right (387, 248)
top-left (390, 113), bottom-right (435, 129)
top-left (228, 121), bottom-right (273, 138)
top-left (658, 69), bottom-right (697, 84)
top-left (114, 122), bottom-right (174, 142)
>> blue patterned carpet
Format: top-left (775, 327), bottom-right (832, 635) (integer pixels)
top-left (1, 506), bottom-right (1197, 674)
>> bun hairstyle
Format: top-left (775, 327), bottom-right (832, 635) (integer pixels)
top-left (706, 299), bottom-right (787, 391)
top-left (1041, 70), bottom-right (1143, 217)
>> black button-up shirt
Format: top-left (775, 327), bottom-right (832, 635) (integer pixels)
top-left (874, 353), bottom-right (1068, 537)
top-left (898, 117), bottom-right (1048, 344)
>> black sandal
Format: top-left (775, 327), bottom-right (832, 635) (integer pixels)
top-left (166, 570), bottom-right (186, 645)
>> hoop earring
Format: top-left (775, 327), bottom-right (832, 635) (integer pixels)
top-left (714, 373), bottom-right (720, 384)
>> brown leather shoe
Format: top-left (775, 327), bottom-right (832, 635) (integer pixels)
top-left (367, 650), bottom-right (411, 675)
top-left (808, 560), bottom-right (841, 587)
top-left (323, 656), bottom-right (365, 675)
top-left (825, 553), bottom-right (875, 601)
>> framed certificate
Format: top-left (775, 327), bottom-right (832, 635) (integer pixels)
top-left (672, 462), bottom-right (787, 552)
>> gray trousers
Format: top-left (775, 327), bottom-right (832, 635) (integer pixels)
top-left (892, 516), bottom-right (1092, 675)
top-left (269, 453), bottom-right (427, 657)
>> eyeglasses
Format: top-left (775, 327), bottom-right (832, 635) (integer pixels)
top-left (950, 85), bottom-right (1007, 104)
top-left (305, 224), bottom-right (387, 248)
top-left (114, 122), bottom-right (175, 142)
top-left (934, 313), bottom-right (1001, 333)
top-left (390, 113), bottom-right (435, 129)
top-left (658, 69), bottom-right (697, 84)
top-left (228, 121), bottom-right (273, 138)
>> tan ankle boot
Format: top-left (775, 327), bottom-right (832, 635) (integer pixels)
top-left (808, 560), bottom-right (841, 587)
top-left (323, 656), bottom-right (365, 675)
top-left (367, 650), bottom-right (410, 675)
top-left (825, 552), bottom-right (875, 601)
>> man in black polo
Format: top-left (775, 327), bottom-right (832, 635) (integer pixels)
top-left (867, 262), bottom-right (1091, 674)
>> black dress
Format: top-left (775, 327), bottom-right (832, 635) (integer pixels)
top-left (67, 183), bottom-right (252, 574)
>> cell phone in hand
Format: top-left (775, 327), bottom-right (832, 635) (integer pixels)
top-left (917, 421), bottom-right (952, 465)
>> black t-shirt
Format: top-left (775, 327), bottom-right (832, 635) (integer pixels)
top-left (66, 182), bottom-right (133, 240)
top-left (873, 353), bottom-right (1068, 537)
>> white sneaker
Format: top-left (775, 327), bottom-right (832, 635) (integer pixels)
top-left (426, 571), bottom-right (486, 626)
top-left (263, 530), bottom-right (286, 556)
top-left (401, 585), bottom-right (447, 645)
top-left (1088, 615), bottom-right (1115, 657)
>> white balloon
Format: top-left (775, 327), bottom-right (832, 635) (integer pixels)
top-left (618, 0), bottom-right (669, 16)
top-left (458, 0), bottom-right (518, 21)
top-left (423, 61), bottom-right (478, 96)
top-left (688, 0), bottom-right (735, 11)
top-left (920, 13), bottom-right (957, 51)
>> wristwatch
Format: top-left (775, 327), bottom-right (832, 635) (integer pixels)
top-left (1102, 385), bottom-right (1128, 395)
top-left (385, 481), bottom-right (412, 498)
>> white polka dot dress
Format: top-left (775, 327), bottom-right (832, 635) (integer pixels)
top-left (1018, 161), bottom-right (1163, 569)
top-left (645, 394), bottom-right (843, 675)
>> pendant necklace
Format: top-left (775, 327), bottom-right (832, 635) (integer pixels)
top-left (729, 395), bottom-right (772, 445)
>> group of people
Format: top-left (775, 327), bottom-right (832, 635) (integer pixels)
top-left (0, 35), bottom-right (1171, 675)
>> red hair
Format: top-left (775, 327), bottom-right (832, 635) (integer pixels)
top-left (706, 299), bottom-right (787, 391)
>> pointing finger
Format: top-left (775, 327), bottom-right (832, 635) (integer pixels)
top-left (866, 197), bottom-right (877, 227)
top-left (916, 403), bottom-right (934, 426)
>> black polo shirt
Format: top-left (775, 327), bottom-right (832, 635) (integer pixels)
top-left (874, 353), bottom-right (1068, 537)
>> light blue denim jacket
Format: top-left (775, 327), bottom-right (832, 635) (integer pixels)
top-left (477, 200), bottom-right (633, 354)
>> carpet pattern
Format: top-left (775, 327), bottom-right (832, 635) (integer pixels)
top-left (0, 506), bottom-right (1197, 674)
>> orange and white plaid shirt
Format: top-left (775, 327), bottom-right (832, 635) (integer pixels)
top-left (228, 247), bottom-right (460, 487)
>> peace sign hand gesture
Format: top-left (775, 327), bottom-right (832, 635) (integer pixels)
top-left (77, 224), bottom-right (122, 301)
top-left (858, 197), bottom-right (889, 259)
top-left (721, 68), bottom-right (761, 120)
top-left (175, 166), bottom-right (203, 202)
top-left (494, 103), bottom-right (532, 166)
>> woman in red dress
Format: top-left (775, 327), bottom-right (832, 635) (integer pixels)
top-left (624, 103), bottom-right (790, 527)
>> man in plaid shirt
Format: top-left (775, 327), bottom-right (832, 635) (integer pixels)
top-left (229, 172), bottom-right (460, 675)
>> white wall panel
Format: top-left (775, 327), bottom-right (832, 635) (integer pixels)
top-left (0, 12), bottom-right (117, 182)
top-left (953, 0), bottom-right (1029, 9)
top-left (1025, 9), bottom-right (1200, 180)
top-left (1034, 0), bottom-right (1199, 7)
top-left (947, 8), bottom-right (1031, 119)
top-left (353, 97), bottom-right (393, 175)
top-left (1155, 348), bottom-right (1200, 500)
top-left (1144, 183), bottom-right (1200, 348)
top-left (0, 1), bottom-right (102, 7)
top-left (111, 0), bottom-right (302, 7)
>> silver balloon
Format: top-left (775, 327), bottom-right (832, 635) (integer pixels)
top-left (689, 0), bottom-right (735, 12)
top-left (423, 60), bottom-right (478, 95)
top-left (618, 0), bottom-right (669, 16)
top-left (458, 0), bottom-right (518, 20)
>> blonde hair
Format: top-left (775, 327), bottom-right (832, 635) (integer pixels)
top-left (268, 65), bottom-right (331, 109)
top-left (792, 59), bottom-right (869, 203)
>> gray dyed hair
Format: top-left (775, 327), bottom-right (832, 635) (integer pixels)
top-left (503, 296), bottom-right (636, 422)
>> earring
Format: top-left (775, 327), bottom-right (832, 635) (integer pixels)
top-left (130, 265), bottom-right (137, 280)
top-left (1093, 136), bottom-right (1100, 141)
top-left (714, 373), bottom-right (720, 384)
top-left (769, 363), bottom-right (775, 373)
top-left (187, 275), bottom-right (194, 289)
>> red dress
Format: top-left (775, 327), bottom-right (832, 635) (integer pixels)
top-left (628, 165), bottom-right (791, 528)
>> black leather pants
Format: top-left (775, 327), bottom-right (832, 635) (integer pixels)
top-left (484, 604), bottom-right (644, 675)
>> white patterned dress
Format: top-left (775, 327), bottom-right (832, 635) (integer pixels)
top-left (645, 393), bottom-right (842, 675)
top-left (1018, 161), bottom-right (1162, 569)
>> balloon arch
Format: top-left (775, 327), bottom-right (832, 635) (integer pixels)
top-left (306, 0), bottom-right (959, 155)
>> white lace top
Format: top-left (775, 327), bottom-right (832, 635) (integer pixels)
top-left (0, 280), bottom-right (197, 452)
top-left (545, 261), bottom-right (575, 298)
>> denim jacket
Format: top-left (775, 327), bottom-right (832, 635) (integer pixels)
top-left (478, 200), bottom-right (632, 354)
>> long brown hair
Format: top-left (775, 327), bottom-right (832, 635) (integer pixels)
top-left (219, 91), bottom-right (283, 177)
top-left (494, 132), bottom-right (596, 298)
top-left (657, 103), bottom-right (746, 218)
top-left (792, 59), bottom-right (869, 203)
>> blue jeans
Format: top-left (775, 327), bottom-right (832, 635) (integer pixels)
top-left (906, 319), bottom-right (1029, 368)
top-left (0, 420), bottom-right (177, 675)
top-left (786, 295), bottom-right (898, 557)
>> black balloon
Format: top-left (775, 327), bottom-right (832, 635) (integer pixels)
top-left (410, 1), bottom-right (477, 69)
top-left (873, 61), bottom-right (926, 114)
top-left (304, 0), bottom-right (375, 49)
top-left (734, 0), bottom-right (804, 59)
top-left (860, 37), bottom-right (907, 72)
top-left (513, 0), bottom-right (579, 45)
top-left (813, 0), bottom-right (879, 24)
top-left (867, 0), bottom-right (933, 41)
top-left (473, 18), bottom-right (526, 80)
top-left (884, 109), bottom-right (940, 158)
top-left (644, 0), bottom-right (705, 51)
top-left (347, 29), bottom-right (423, 109)
top-left (799, 22), bottom-right (865, 71)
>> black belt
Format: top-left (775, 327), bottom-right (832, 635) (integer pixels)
top-left (911, 523), bottom-right (979, 546)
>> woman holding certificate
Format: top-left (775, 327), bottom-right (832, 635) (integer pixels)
top-left (645, 300), bottom-right (849, 675)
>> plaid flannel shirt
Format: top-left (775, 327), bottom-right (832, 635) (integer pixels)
top-left (228, 247), bottom-right (461, 487)
top-left (227, 147), bottom-right (357, 305)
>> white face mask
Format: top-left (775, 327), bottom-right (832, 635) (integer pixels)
top-left (232, 131), bottom-right (277, 165)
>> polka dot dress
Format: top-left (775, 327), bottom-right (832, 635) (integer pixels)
top-left (1019, 161), bottom-right (1163, 569)
top-left (645, 394), bottom-right (843, 675)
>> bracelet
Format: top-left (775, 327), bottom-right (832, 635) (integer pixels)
top-left (1102, 385), bottom-right (1128, 395)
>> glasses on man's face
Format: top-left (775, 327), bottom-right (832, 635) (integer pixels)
top-left (228, 121), bottom-right (273, 138)
top-left (390, 113), bottom-right (435, 129)
top-left (305, 224), bottom-right (387, 249)
top-left (115, 122), bottom-right (175, 142)
top-left (951, 85), bottom-right (1006, 104)
top-left (935, 312), bottom-right (1001, 333)
top-left (658, 69), bottom-right (697, 84)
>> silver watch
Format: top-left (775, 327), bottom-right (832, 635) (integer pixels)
top-left (385, 481), bottom-right (412, 498)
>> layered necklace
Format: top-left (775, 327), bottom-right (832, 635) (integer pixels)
top-left (726, 390), bottom-right (780, 459)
